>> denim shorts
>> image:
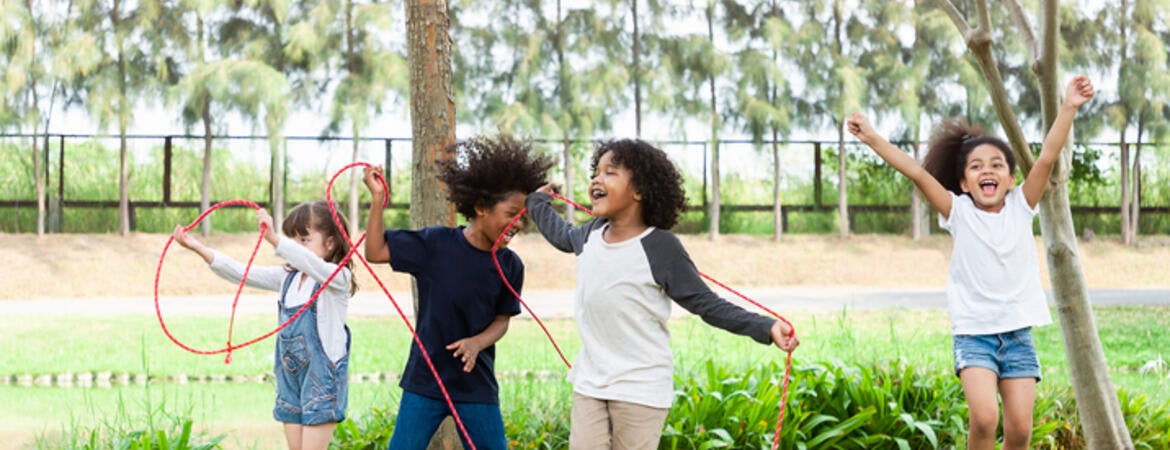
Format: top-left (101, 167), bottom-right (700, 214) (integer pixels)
top-left (952, 327), bottom-right (1041, 381)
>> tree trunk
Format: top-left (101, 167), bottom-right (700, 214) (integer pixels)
top-left (772, 127), bottom-right (782, 241)
top-left (407, 0), bottom-right (456, 230)
top-left (33, 89), bottom-right (45, 236)
top-left (911, 122), bottom-right (924, 240)
top-left (114, 0), bottom-right (130, 236)
top-left (836, 117), bottom-right (848, 238)
top-left (201, 98), bottom-right (212, 237)
top-left (833, 0), bottom-right (848, 238)
top-left (1118, 0), bottom-right (1132, 244)
top-left (346, 0), bottom-right (361, 236)
top-left (1119, 139), bottom-right (1131, 243)
top-left (407, 1), bottom-right (458, 446)
top-left (351, 123), bottom-right (361, 236)
top-left (563, 136), bottom-right (573, 221)
top-left (1130, 120), bottom-right (1143, 239)
top-left (706, 2), bottom-right (719, 241)
top-left (632, 0), bottom-right (641, 138)
top-left (943, 0), bottom-right (1135, 445)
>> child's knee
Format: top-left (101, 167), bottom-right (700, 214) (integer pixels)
top-left (1002, 423), bottom-right (1033, 448)
top-left (967, 408), bottom-right (998, 437)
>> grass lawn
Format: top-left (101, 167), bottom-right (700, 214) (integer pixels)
top-left (1, 306), bottom-right (1166, 448)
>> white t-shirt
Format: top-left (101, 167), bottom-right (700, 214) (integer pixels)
top-left (939, 186), bottom-right (1052, 335)
top-left (209, 236), bottom-right (352, 363)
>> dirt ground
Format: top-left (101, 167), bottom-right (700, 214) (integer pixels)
top-left (3, 231), bottom-right (1169, 300)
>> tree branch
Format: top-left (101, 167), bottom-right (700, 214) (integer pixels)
top-left (931, 0), bottom-right (972, 37)
top-left (974, 0), bottom-right (993, 37)
top-left (1003, 0), bottom-right (1039, 61)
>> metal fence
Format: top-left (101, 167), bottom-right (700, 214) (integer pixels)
top-left (1, 133), bottom-right (1166, 234)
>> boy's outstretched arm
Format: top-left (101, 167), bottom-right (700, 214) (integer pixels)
top-left (846, 113), bottom-right (954, 219)
top-left (362, 166), bottom-right (391, 263)
top-left (1023, 75), bottom-right (1095, 208)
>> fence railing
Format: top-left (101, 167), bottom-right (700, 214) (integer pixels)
top-left (0, 133), bottom-right (1165, 234)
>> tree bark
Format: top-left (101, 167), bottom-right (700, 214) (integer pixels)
top-left (911, 126), bottom-right (924, 240)
top-left (935, 0), bottom-right (1135, 446)
top-left (407, 1), bottom-right (458, 447)
top-left (407, 0), bottom-right (456, 230)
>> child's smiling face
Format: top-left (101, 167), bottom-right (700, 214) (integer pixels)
top-left (959, 144), bottom-right (1016, 213)
top-left (472, 190), bottom-right (526, 249)
top-left (589, 150), bottom-right (641, 221)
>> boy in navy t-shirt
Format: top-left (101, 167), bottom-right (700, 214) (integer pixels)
top-left (362, 135), bottom-right (553, 450)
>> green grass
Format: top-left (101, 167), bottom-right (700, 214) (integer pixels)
top-left (2, 306), bottom-right (1167, 448)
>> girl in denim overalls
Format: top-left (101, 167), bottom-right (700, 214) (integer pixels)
top-left (848, 76), bottom-right (1094, 450)
top-left (173, 201), bottom-right (356, 450)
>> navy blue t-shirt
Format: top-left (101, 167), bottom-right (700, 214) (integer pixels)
top-left (386, 226), bottom-right (523, 404)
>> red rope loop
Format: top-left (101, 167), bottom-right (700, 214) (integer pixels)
top-left (491, 191), bottom-right (796, 449)
top-left (156, 163), bottom-right (479, 449)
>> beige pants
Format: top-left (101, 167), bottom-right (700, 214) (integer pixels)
top-left (569, 392), bottom-right (671, 450)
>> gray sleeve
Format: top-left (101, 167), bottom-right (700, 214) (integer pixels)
top-left (525, 192), bottom-right (606, 255)
top-left (643, 230), bottom-right (775, 344)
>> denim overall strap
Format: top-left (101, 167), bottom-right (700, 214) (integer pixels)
top-left (272, 271), bottom-right (346, 425)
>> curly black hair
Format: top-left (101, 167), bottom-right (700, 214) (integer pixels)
top-left (590, 139), bottom-right (687, 230)
top-left (437, 135), bottom-right (555, 220)
top-left (923, 118), bottom-right (1017, 195)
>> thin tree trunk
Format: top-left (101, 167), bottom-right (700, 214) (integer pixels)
top-left (563, 136), bottom-right (573, 221)
top-left (833, 0), bottom-right (848, 238)
top-left (837, 117), bottom-right (847, 238)
top-left (33, 90), bottom-right (45, 236)
top-left (1036, 0), bottom-right (1130, 439)
top-left (1118, 0), bottom-right (1131, 244)
top-left (772, 127), bottom-right (782, 241)
top-left (706, 1), bottom-right (719, 241)
top-left (557, 0), bottom-right (572, 221)
top-left (1130, 120), bottom-right (1143, 239)
top-left (1120, 138), bottom-right (1131, 243)
top-left (346, 0), bottom-right (361, 235)
top-left (632, 0), bottom-right (641, 138)
top-left (114, 0), bottom-right (130, 236)
top-left (350, 124), bottom-right (361, 236)
top-left (911, 125), bottom-right (924, 240)
top-left (935, 0), bottom-right (1135, 445)
top-left (407, 1), bottom-right (458, 446)
top-left (201, 98), bottom-right (212, 237)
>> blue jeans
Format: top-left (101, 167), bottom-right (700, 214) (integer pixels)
top-left (388, 390), bottom-right (507, 450)
top-left (953, 327), bottom-right (1042, 381)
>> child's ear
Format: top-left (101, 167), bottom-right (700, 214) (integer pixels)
top-left (474, 204), bottom-right (489, 217)
top-left (634, 190), bottom-right (643, 202)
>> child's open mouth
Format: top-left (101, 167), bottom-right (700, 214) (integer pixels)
top-left (979, 179), bottom-right (998, 196)
top-left (590, 188), bottom-right (607, 202)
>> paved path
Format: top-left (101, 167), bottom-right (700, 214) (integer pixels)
top-left (5, 287), bottom-right (1168, 318)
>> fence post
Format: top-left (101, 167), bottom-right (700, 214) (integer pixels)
top-left (163, 137), bottom-right (173, 205)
